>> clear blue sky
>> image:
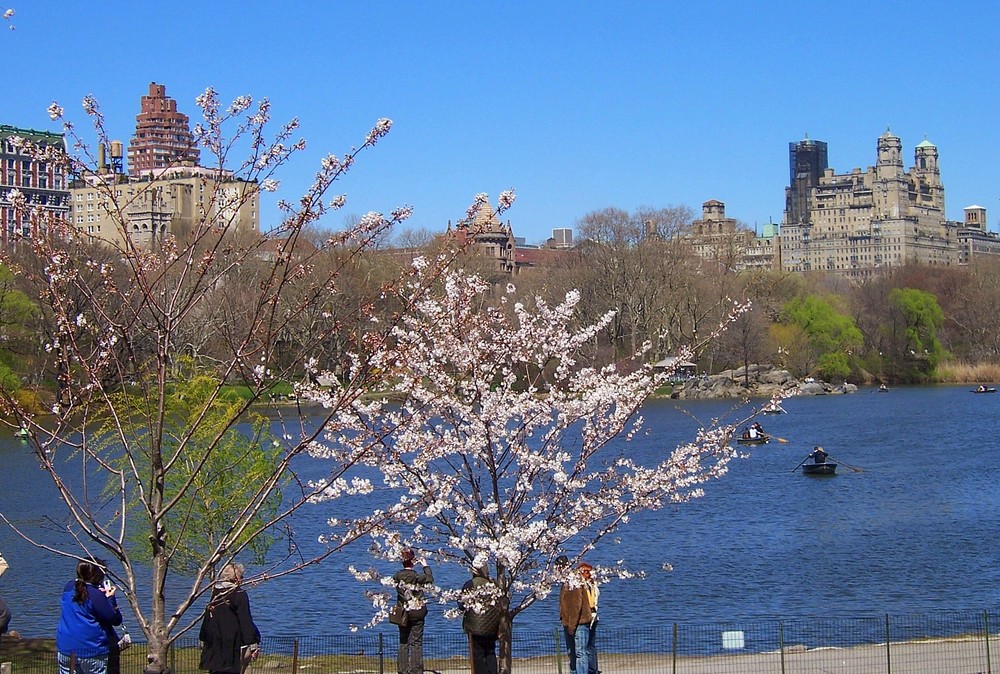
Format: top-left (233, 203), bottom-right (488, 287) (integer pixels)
top-left (4, 1), bottom-right (998, 244)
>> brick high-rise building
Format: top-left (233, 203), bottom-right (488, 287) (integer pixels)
top-left (128, 82), bottom-right (200, 177)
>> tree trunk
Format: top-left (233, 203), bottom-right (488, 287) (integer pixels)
top-left (498, 611), bottom-right (513, 674)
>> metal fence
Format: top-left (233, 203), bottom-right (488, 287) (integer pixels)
top-left (3, 609), bottom-right (999, 674)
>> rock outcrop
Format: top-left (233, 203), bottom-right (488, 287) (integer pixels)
top-left (671, 364), bottom-right (858, 399)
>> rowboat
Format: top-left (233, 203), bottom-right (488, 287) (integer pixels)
top-left (802, 463), bottom-right (837, 476)
top-left (737, 436), bottom-right (770, 445)
top-left (762, 405), bottom-right (786, 414)
top-left (972, 387), bottom-right (997, 394)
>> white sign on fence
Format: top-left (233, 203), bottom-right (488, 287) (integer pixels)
top-left (721, 630), bottom-right (745, 649)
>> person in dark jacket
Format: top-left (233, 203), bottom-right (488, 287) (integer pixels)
top-left (461, 566), bottom-right (501, 674)
top-left (392, 549), bottom-right (433, 674)
top-left (56, 560), bottom-right (123, 674)
top-left (199, 563), bottom-right (261, 674)
top-left (0, 596), bottom-right (10, 637)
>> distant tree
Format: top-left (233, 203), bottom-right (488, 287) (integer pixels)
top-left (886, 287), bottom-right (946, 380)
top-left (781, 294), bottom-right (863, 381)
top-left (574, 204), bottom-right (734, 361)
top-left (0, 264), bottom-right (39, 394)
top-left (945, 259), bottom-right (1000, 360)
top-left (712, 305), bottom-right (771, 386)
top-left (305, 266), bottom-right (749, 674)
top-left (95, 374), bottom-right (283, 575)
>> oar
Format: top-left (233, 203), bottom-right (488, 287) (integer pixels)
top-left (791, 454), bottom-right (812, 472)
top-left (767, 435), bottom-right (789, 444)
top-left (828, 456), bottom-right (863, 473)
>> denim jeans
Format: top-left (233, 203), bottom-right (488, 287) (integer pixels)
top-left (58, 652), bottom-right (109, 674)
top-left (564, 622), bottom-right (591, 674)
top-left (587, 618), bottom-right (599, 674)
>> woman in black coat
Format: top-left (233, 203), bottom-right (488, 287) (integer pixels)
top-left (199, 564), bottom-right (261, 674)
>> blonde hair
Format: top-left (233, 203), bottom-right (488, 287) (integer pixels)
top-left (219, 562), bottom-right (245, 583)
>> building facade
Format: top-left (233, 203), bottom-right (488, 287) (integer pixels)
top-left (956, 205), bottom-right (1000, 264)
top-left (780, 131), bottom-right (956, 277)
top-left (687, 200), bottom-right (778, 271)
top-left (447, 204), bottom-right (517, 275)
top-left (69, 165), bottom-right (259, 247)
top-left (0, 125), bottom-right (70, 245)
top-left (128, 82), bottom-right (200, 177)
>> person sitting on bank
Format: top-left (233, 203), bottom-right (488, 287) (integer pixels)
top-left (811, 446), bottom-right (828, 464)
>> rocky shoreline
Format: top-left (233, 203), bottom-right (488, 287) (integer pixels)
top-left (670, 364), bottom-right (858, 399)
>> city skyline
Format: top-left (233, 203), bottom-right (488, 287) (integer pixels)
top-left (3, 2), bottom-right (998, 244)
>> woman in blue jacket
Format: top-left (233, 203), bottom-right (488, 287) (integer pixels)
top-left (56, 560), bottom-right (123, 674)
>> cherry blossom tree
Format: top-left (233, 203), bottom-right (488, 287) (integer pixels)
top-left (0, 90), bottom-right (474, 672)
top-left (303, 266), bottom-right (749, 673)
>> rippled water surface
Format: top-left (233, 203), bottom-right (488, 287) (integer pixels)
top-left (2, 385), bottom-right (998, 638)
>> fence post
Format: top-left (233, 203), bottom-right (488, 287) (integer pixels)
top-left (169, 640), bottom-right (176, 674)
top-left (378, 632), bottom-right (385, 674)
top-left (292, 638), bottom-right (299, 674)
top-left (779, 620), bottom-right (786, 674)
top-left (554, 628), bottom-right (563, 674)
top-left (672, 622), bottom-right (678, 674)
top-left (985, 610), bottom-right (992, 674)
top-left (884, 613), bottom-right (891, 674)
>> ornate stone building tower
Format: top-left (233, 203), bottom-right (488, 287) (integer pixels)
top-left (447, 204), bottom-right (516, 275)
top-left (127, 82), bottom-right (200, 177)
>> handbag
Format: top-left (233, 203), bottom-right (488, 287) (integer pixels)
top-left (388, 602), bottom-right (409, 627)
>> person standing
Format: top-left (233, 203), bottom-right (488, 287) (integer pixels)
top-left (0, 551), bottom-right (11, 644)
top-left (199, 563), bottom-right (261, 674)
top-left (461, 566), bottom-right (501, 674)
top-left (393, 549), bottom-right (433, 674)
top-left (56, 560), bottom-right (123, 674)
top-left (558, 560), bottom-right (592, 674)
top-left (578, 563), bottom-right (600, 674)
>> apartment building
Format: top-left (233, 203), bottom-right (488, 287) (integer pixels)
top-left (688, 200), bottom-right (778, 271)
top-left (780, 131), bottom-right (955, 277)
top-left (0, 125), bottom-right (70, 245)
top-left (69, 164), bottom-right (259, 247)
top-left (128, 82), bottom-right (200, 177)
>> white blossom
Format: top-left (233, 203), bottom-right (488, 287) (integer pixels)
top-left (365, 118), bottom-right (392, 145)
top-left (303, 266), bottom-right (743, 633)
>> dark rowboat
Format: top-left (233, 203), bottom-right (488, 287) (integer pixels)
top-left (737, 436), bottom-right (770, 445)
top-left (802, 462), bottom-right (837, 476)
top-left (762, 406), bottom-right (786, 415)
top-left (972, 387), bottom-right (997, 394)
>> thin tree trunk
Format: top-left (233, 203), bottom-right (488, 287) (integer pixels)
top-left (498, 611), bottom-right (513, 674)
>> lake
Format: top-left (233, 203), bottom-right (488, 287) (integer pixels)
top-left (2, 384), bottom-right (999, 639)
